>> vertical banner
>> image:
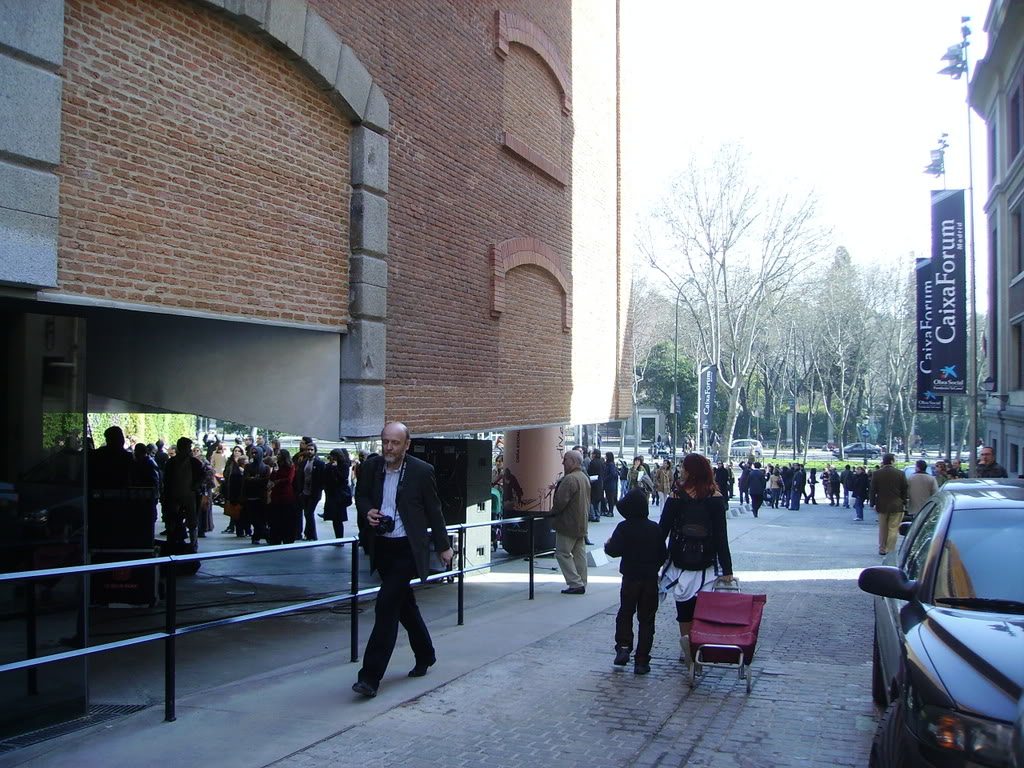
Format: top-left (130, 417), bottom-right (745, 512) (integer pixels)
top-left (915, 256), bottom-right (944, 412)
top-left (929, 189), bottom-right (967, 394)
top-left (699, 364), bottom-right (717, 431)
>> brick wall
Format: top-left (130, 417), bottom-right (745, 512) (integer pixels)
top-left (57, 0), bottom-right (621, 434)
top-left (58, 0), bottom-right (350, 327)
top-left (502, 44), bottom-right (566, 168)
top-left (307, 0), bottom-right (622, 433)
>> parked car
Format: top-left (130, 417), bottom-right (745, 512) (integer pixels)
top-left (833, 442), bottom-right (882, 459)
top-left (858, 479), bottom-right (1024, 768)
top-left (729, 439), bottom-right (763, 459)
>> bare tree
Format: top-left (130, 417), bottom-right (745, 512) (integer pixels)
top-left (810, 247), bottom-right (871, 459)
top-left (639, 145), bottom-right (831, 459)
top-left (628, 269), bottom-right (672, 449)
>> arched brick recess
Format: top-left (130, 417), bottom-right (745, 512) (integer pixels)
top-left (491, 237), bottom-right (571, 331)
top-left (494, 11), bottom-right (571, 115)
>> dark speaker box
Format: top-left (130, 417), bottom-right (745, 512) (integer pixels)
top-left (409, 438), bottom-right (492, 526)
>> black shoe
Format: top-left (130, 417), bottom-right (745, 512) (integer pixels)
top-left (613, 647), bottom-right (630, 666)
top-left (408, 658), bottom-right (436, 677)
top-left (561, 586), bottom-right (585, 595)
top-left (634, 662), bottom-right (651, 675)
top-left (352, 680), bottom-right (377, 698)
top-left (407, 655), bottom-right (436, 679)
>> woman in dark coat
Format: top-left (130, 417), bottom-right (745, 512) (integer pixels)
top-left (323, 448), bottom-right (352, 538)
top-left (268, 449), bottom-right (296, 544)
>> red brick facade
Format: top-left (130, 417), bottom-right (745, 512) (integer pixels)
top-left (58, 0), bottom-right (350, 327)
top-left (54, 0), bottom-right (625, 435)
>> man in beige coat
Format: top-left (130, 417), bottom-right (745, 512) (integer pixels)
top-left (550, 450), bottom-right (591, 594)
top-left (869, 454), bottom-right (909, 556)
top-left (907, 460), bottom-right (939, 518)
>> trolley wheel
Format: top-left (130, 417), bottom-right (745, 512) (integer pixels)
top-left (687, 662), bottom-right (695, 688)
top-left (745, 665), bottom-right (752, 694)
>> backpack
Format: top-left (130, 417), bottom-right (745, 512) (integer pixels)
top-left (669, 496), bottom-right (715, 571)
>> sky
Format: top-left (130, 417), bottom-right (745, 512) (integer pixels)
top-left (621, 0), bottom-right (992, 306)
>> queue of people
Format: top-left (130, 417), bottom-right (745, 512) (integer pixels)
top-left (86, 427), bottom-right (364, 553)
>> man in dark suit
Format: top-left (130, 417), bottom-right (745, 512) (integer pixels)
top-left (352, 422), bottom-right (454, 698)
top-left (293, 438), bottom-right (326, 540)
top-left (869, 454), bottom-right (908, 556)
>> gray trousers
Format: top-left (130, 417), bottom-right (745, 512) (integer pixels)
top-left (555, 533), bottom-right (587, 589)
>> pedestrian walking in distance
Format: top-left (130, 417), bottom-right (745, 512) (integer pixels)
top-left (869, 454), bottom-right (908, 556)
top-left (604, 489), bottom-right (666, 675)
top-left (352, 422), bottom-right (453, 698)
top-left (746, 461), bottom-right (767, 518)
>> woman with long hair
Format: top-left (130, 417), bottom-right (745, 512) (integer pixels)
top-left (323, 448), bottom-right (353, 539)
top-left (221, 445), bottom-right (245, 534)
top-left (268, 448), bottom-right (296, 544)
top-left (659, 453), bottom-right (734, 668)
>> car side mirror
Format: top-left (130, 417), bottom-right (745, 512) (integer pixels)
top-left (899, 522), bottom-right (912, 536)
top-left (858, 566), bottom-right (916, 600)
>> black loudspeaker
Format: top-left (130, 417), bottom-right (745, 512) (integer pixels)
top-left (409, 438), bottom-right (492, 526)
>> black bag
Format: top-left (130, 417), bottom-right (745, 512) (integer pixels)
top-left (669, 497), bottom-right (715, 571)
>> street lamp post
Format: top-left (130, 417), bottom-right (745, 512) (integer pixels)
top-left (938, 19), bottom-right (980, 477)
top-left (672, 283), bottom-right (684, 461)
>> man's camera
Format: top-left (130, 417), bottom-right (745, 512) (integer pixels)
top-left (375, 515), bottom-right (395, 535)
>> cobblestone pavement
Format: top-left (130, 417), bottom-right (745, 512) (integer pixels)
top-left (268, 504), bottom-right (879, 768)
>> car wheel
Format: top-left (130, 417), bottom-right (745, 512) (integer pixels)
top-left (870, 698), bottom-right (908, 768)
top-left (872, 635), bottom-right (887, 709)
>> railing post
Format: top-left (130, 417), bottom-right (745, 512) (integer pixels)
top-left (164, 562), bottom-right (177, 723)
top-left (528, 516), bottom-right (536, 600)
top-left (457, 526), bottom-right (465, 626)
top-left (26, 579), bottom-right (38, 695)
top-left (350, 539), bottom-right (359, 663)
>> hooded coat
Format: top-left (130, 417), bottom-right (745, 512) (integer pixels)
top-left (603, 490), bottom-right (667, 581)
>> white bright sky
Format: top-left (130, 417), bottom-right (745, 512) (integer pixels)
top-left (621, 0), bottom-right (992, 308)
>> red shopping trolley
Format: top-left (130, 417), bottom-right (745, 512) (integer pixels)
top-left (688, 582), bottom-right (766, 693)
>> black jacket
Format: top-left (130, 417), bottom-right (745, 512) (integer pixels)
top-left (323, 461), bottom-right (352, 522)
top-left (356, 453), bottom-right (450, 581)
top-left (850, 472), bottom-right (869, 500)
top-left (293, 455), bottom-right (326, 501)
top-left (587, 456), bottom-right (605, 501)
top-left (658, 494), bottom-right (733, 576)
top-left (604, 512), bottom-right (666, 581)
top-left (791, 469), bottom-right (806, 494)
top-left (747, 469), bottom-right (767, 496)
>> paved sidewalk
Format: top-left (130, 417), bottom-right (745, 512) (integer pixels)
top-left (2, 499), bottom-right (881, 768)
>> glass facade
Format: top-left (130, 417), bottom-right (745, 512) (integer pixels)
top-left (0, 312), bottom-right (89, 736)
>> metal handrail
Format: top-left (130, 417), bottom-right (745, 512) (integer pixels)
top-left (1, 513), bottom-right (555, 723)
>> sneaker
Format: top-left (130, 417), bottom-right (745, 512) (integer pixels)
top-left (561, 586), bottom-right (585, 595)
top-left (633, 662), bottom-right (651, 675)
top-left (613, 647), bottom-right (630, 666)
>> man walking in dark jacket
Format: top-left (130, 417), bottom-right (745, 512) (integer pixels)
top-left (353, 422), bottom-right (453, 697)
top-left (840, 465), bottom-right (853, 508)
top-left (747, 461), bottom-right (767, 518)
top-left (850, 466), bottom-right (869, 521)
top-left (604, 489), bottom-right (667, 675)
top-left (789, 464), bottom-right (806, 510)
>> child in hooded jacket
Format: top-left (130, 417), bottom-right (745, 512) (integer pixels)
top-left (603, 489), bottom-right (667, 674)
